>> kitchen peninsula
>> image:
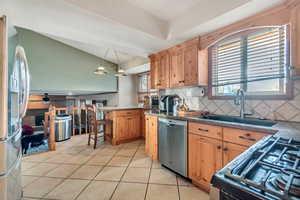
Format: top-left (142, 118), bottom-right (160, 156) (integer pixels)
top-left (98, 107), bottom-right (144, 145)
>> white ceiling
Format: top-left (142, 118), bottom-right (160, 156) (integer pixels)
top-left (1, 0), bottom-right (286, 66)
top-left (127, 0), bottom-right (202, 21)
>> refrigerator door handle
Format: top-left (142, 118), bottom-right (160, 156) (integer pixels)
top-left (17, 46), bottom-right (30, 118)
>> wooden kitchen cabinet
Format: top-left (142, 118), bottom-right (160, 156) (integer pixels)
top-left (159, 52), bottom-right (170, 88)
top-left (223, 142), bottom-right (248, 166)
top-left (150, 57), bottom-right (160, 89)
top-left (115, 116), bottom-right (129, 140)
top-left (188, 122), bottom-right (271, 191)
top-left (145, 115), bottom-right (158, 160)
top-left (170, 48), bottom-right (185, 87)
top-left (184, 44), bottom-right (199, 86)
top-left (149, 51), bottom-right (170, 89)
top-left (111, 109), bottom-right (142, 145)
top-left (188, 134), bottom-right (223, 192)
top-left (150, 38), bottom-right (208, 89)
top-left (223, 127), bottom-right (270, 147)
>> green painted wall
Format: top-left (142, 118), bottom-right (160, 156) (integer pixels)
top-left (16, 28), bottom-right (118, 94)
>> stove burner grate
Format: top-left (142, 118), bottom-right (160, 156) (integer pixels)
top-left (273, 168), bottom-right (300, 197)
top-left (224, 136), bottom-right (300, 200)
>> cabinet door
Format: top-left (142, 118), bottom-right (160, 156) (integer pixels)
top-left (159, 53), bottom-right (170, 88)
top-left (223, 142), bottom-right (248, 166)
top-left (150, 59), bottom-right (159, 89)
top-left (132, 115), bottom-right (141, 138)
top-left (170, 49), bottom-right (185, 88)
top-left (184, 45), bottom-right (198, 86)
top-left (198, 49), bottom-right (208, 86)
top-left (115, 117), bottom-right (128, 140)
top-left (149, 116), bottom-right (158, 160)
top-left (188, 134), bottom-right (222, 191)
top-left (145, 116), bottom-right (150, 154)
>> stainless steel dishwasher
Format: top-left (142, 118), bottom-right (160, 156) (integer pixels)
top-left (159, 118), bottom-right (187, 177)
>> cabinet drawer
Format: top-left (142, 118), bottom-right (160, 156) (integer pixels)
top-left (223, 128), bottom-right (270, 146)
top-left (189, 122), bottom-right (222, 140)
top-left (115, 109), bottom-right (140, 117)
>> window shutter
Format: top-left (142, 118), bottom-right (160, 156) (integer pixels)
top-left (211, 26), bottom-right (288, 87)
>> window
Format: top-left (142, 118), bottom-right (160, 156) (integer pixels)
top-left (138, 73), bottom-right (148, 93)
top-left (209, 25), bottom-right (292, 99)
top-left (137, 72), bottom-right (158, 103)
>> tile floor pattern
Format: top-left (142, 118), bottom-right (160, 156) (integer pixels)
top-left (22, 135), bottom-right (209, 200)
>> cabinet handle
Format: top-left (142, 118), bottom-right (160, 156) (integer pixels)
top-left (239, 136), bottom-right (256, 141)
top-left (217, 146), bottom-right (221, 150)
top-left (223, 147), bottom-right (228, 151)
top-left (198, 128), bottom-right (209, 132)
top-left (178, 80), bottom-right (185, 83)
top-left (127, 118), bottom-right (132, 120)
top-left (245, 133), bottom-right (251, 137)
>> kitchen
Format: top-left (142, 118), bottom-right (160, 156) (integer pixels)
top-left (1, 0), bottom-right (300, 200)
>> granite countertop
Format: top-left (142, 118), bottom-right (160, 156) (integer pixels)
top-left (145, 112), bottom-right (300, 140)
top-left (97, 106), bottom-right (144, 111)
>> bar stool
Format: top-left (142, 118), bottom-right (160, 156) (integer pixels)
top-left (86, 105), bottom-right (105, 149)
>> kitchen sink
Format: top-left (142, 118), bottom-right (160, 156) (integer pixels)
top-left (200, 114), bottom-right (277, 127)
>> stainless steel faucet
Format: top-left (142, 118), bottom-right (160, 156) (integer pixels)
top-left (234, 89), bottom-right (246, 119)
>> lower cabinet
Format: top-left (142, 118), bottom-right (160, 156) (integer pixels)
top-left (223, 142), bottom-right (248, 166)
top-left (145, 115), bottom-right (158, 160)
top-left (188, 122), bottom-right (270, 191)
top-left (188, 134), bottom-right (222, 192)
top-left (114, 110), bottom-right (141, 144)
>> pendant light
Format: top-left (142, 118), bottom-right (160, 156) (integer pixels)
top-left (114, 50), bottom-right (127, 77)
top-left (94, 66), bottom-right (108, 75)
top-left (94, 49), bottom-right (109, 75)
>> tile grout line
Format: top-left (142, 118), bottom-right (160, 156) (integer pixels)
top-left (176, 176), bottom-right (181, 200)
top-left (23, 139), bottom-right (120, 199)
top-left (73, 142), bottom-right (124, 200)
top-left (143, 155), bottom-right (153, 200)
top-left (39, 143), bottom-right (100, 199)
top-left (108, 141), bottom-right (143, 200)
top-left (22, 139), bottom-right (149, 200)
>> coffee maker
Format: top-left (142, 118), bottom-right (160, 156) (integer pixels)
top-left (159, 95), bottom-right (180, 114)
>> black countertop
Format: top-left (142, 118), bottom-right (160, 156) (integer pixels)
top-left (145, 112), bottom-right (300, 140)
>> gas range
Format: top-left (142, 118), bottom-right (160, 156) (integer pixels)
top-left (211, 136), bottom-right (300, 200)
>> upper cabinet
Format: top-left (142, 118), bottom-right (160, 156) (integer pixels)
top-left (149, 38), bottom-right (208, 89)
top-left (149, 52), bottom-right (170, 89)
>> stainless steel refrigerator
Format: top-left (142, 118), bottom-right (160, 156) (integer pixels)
top-left (0, 16), bottom-right (30, 200)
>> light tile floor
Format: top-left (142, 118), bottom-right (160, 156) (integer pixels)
top-left (22, 135), bottom-right (209, 200)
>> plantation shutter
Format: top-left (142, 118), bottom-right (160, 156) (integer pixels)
top-left (211, 26), bottom-right (288, 87)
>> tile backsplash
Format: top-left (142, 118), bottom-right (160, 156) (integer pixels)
top-left (162, 80), bottom-right (300, 122)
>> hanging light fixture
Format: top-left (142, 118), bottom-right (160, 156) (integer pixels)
top-left (94, 49), bottom-right (109, 75)
top-left (113, 50), bottom-right (127, 77)
top-left (94, 66), bottom-right (108, 75)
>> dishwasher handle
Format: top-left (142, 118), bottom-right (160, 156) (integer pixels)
top-left (167, 123), bottom-right (176, 127)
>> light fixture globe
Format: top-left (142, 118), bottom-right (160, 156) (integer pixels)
top-left (115, 67), bottom-right (127, 77)
top-left (94, 66), bottom-right (107, 75)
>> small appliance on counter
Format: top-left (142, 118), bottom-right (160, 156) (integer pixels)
top-left (210, 135), bottom-right (300, 200)
top-left (150, 95), bottom-right (159, 112)
top-left (159, 95), bottom-right (179, 114)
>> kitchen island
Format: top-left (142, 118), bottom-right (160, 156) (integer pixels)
top-left (98, 107), bottom-right (144, 145)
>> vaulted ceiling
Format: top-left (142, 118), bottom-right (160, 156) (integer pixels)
top-left (1, 0), bottom-right (286, 65)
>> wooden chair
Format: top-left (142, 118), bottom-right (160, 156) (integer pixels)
top-left (87, 105), bottom-right (105, 149)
